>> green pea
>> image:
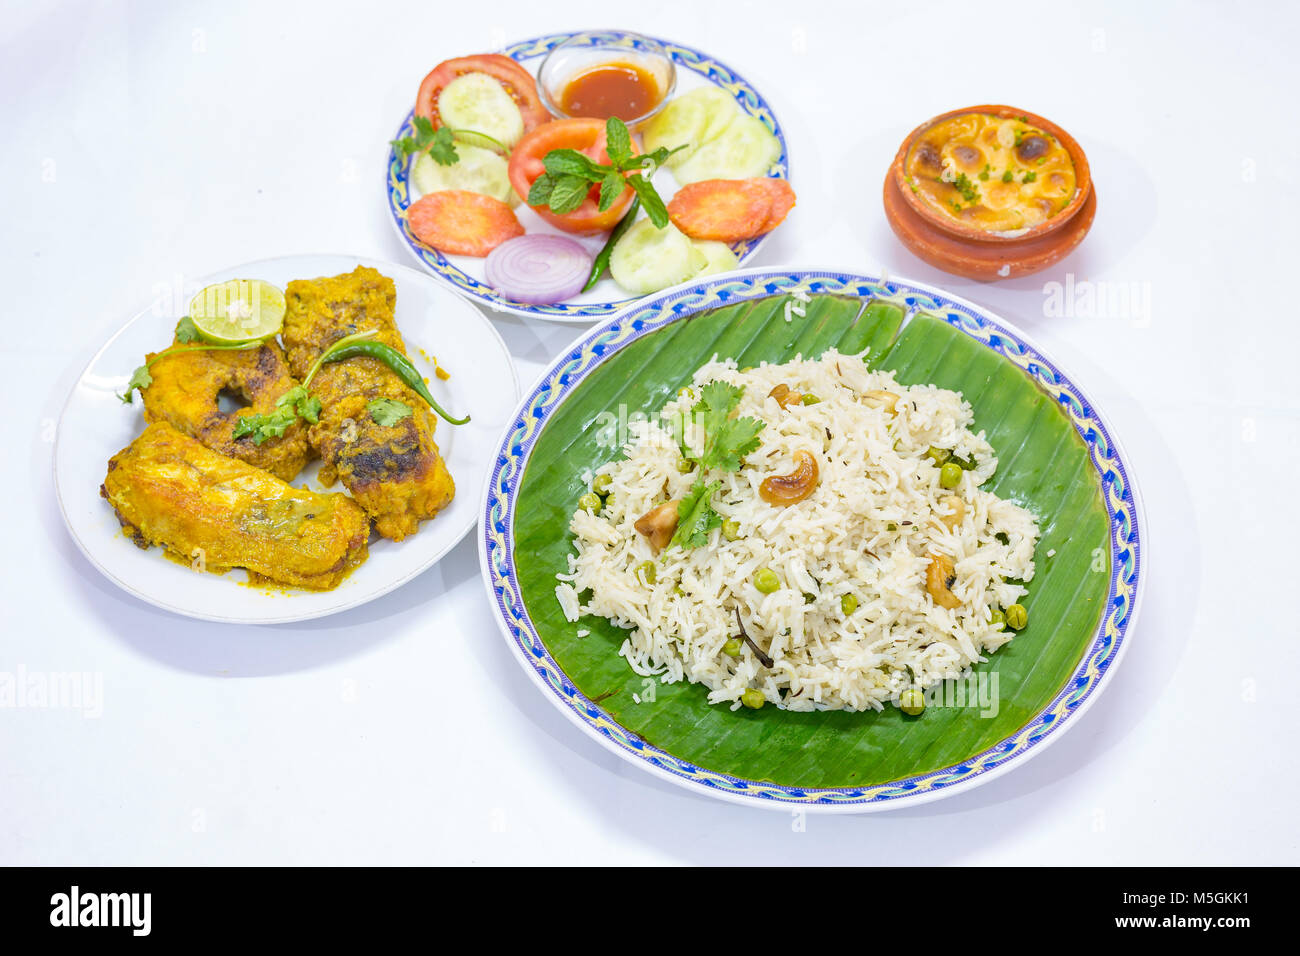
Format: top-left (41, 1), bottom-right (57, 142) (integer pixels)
top-left (925, 446), bottom-right (951, 466)
top-left (841, 593), bottom-right (858, 615)
top-left (578, 492), bottom-right (602, 513)
top-left (753, 568), bottom-right (780, 593)
top-left (635, 561), bottom-right (656, 586)
top-left (721, 519), bottom-right (741, 541)
top-left (988, 607), bottom-right (1006, 631)
top-left (899, 687), bottom-right (925, 716)
top-left (722, 638), bottom-right (742, 658)
top-left (939, 462), bottom-right (963, 489)
top-left (801, 393), bottom-right (821, 405)
top-left (676, 458), bottom-right (695, 474)
top-left (1005, 603), bottom-right (1028, 630)
top-left (886, 522), bottom-right (898, 532)
top-left (741, 688), bottom-right (766, 709)
top-left (592, 473), bottom-right (613, 495)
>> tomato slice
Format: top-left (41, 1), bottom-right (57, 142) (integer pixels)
top-left (408, 190), bottom-right (525, 257)
top-left (667, 178), bottom-right (796, 241)
top-left (416, 54), bottom-right (549, 133)
top-left (508, 119), bottom-right (637, 234)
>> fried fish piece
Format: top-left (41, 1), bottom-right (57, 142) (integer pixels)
top-left (101, 422), bottom-right (369, 591)
top-left (140, 337), bottom-right (312, 481)
top-left (281, 266), bottom-right (454, 541)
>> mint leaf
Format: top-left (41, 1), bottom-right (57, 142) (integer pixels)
top-left (543, 148), bottom-right (601, 178)
top-left (638, 144), bottom-right (685, 171)
top-left (628, 173), bottom-right (669, 227)
top-left (598, 171), bottom-right (626, 211)
top-left (669, 480), bottom-right (723, 550)
top-left (529, 118), bottom-right (681, 227)
top-left (604, 117), bottom-right (633, 166)
top-left (547, 174), bottom-right (591, 215)
top-left (367, 398), bottom-right (412, 427)
top-left (527, 172), bottom-right (557, 207)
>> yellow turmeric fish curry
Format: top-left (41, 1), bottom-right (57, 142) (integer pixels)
top-left (103, 266), bottom-right (456, 591)
top-left (282, 267), bottom-right (454, 542)
top-left (102, 422), bottom-right (370, 591)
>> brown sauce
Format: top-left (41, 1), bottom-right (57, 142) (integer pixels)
top-left (560, 62), bottom-right (661, 120)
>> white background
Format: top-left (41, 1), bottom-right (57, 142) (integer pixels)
top-left (2, 0), bottom-right (1296, 865)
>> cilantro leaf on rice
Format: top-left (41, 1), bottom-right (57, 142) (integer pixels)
top-left (670, 479), bottom-right (723, 550)
top-left (688, 381), bottom-right (765, 472)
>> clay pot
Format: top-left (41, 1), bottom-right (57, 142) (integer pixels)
top-left (883, 105), bottom-right (1096, 281)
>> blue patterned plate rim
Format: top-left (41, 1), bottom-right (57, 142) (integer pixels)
top-left (385, 30), bottom-right (790, 323)
top-left (477, 266), bottom-right (1146, 811)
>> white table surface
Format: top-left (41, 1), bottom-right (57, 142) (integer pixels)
top-left (2, 0), bottom-right (1296, 866)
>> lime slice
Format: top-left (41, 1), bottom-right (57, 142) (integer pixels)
top-left (187, 279), bottom-right (285, 344)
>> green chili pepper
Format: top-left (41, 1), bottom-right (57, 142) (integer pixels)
top-left (582, 196), bottom-right (641, 293)
top-left (306, 331), bottom-right (470, 425)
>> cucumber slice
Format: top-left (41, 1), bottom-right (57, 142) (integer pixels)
top-left (438, 72), bottom-right (525, 149)
top-left (643, 87), bottom-right (739, 169)
top-left (691, 240), bottom-right (740, 276)
top-left (412, 144), bottom-right (515, 205)
top-left (672, 114), bottom-right (781, 184)
top-left (609, 220), bottom-right (700, 295)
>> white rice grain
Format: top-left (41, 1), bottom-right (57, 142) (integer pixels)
top-left (558, 349), bottom-right (1039, 713)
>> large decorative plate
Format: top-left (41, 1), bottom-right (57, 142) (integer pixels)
top-left (479, 267), bottom-right (1144, 811)
top-left (56, 254), bottom-right (519, 624)
top-left (385, 31), bottom-right (790, 322)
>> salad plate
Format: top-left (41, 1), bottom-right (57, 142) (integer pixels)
top-left (385, 30), bottom-right (790, 322)
top-left (56, 254), bottom-right (518, 625)
top-left (479, 266), bottom-right (1144, 810)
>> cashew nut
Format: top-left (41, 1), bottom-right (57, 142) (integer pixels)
top-left (767, 383), bottom-right (804, 409)
top-left (759, 450), bottom-right (820, 506)
top-left (863, 389), bottom-right (900, 414)
top-left (634, 500), bottom-right (679, 550)
top-left (926, 552), bottom-right (962, 609)
top-left (936, 495), bottom-right (966, 530)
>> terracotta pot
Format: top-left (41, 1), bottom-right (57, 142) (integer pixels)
top-left (883, 105), bottom-right (1096, 281)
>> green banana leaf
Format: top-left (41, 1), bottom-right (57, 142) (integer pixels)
top-left (512, 294), bottom-right (1109, 789)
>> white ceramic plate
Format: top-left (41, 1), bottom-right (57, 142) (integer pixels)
top-left (56, 253), bottom-right (518, 624)
top-left (385, 30), bottom-right (790, 322)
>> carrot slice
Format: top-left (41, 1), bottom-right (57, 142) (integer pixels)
top-left (667, 178), bottom-right (796, 242)
top-left (754, 178), bottom-right (796, 233)
top-left (408, 190), bottom-right (525, 257)
top-left (668, 180), bottom-right (769, 241)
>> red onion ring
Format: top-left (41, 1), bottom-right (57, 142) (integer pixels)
top-left (485, 234), bottom-right (592, 305)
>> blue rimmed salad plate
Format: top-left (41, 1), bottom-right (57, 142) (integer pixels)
top-left (386, 31), bottom-right (790, 322)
